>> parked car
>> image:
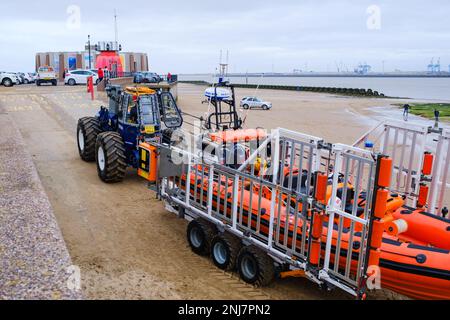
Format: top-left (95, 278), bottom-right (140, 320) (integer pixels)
top-left (0, 71), bottom-right (19, 87)
top-left (28, 73), bottom-right (37, 83)
top-left (14, 73), bottom-right (24, 84)
top-left (18, 72), bottom-right (34, 84)
top-left (240, 97), bottom-right (272, 110)
top-left (65, 69), bottom-right (99, 86)
top-left (133, 72), bottom-right (162, 84)
top-left (36, 66), bottom-right (58, 86)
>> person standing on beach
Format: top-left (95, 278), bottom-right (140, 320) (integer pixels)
top-left (403, 104), bottom-right (410, 121)
top-left (167, 72), bottom-right (172, 83)
top-left (434, 109), bottom-right (440, 127)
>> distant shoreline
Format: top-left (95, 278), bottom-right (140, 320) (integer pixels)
top-left (180, 73), bottom-right (450, 78)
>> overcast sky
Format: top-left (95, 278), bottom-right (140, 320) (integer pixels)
top-left (1, 0), bottom-right (449, 73)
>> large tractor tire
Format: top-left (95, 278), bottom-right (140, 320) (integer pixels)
top-left (187, 219), bottom-right (216, 256)
top-left (237, 246), bottom-right (275, 287)
top-left (77, 117), bottom-right (101, 162)
top-left (211, 233), bottom-right (241, 271)
top-left (95, 132), bottom-right (127, 183)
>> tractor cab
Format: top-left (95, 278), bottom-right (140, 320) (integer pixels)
top-left (77, 84), bottom-right (183, 183)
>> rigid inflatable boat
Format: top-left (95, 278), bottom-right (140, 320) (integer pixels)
top-left (177, 169), bottom-right (450, 300)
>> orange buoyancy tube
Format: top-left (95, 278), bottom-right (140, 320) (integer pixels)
top-left (379, 236), bottom-right (450, 300)
top-left (392, 207), bottom-right (450, 250)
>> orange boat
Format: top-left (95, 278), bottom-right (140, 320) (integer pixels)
top-left (177, 170), bottom-right (450, 300)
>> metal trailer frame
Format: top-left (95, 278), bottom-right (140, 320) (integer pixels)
top-left (354, 121), bottom-right (450, 216)
top-left (429, 129), bottom-right (450, 215)
top-left (155, 128), bottom-right (385, 298)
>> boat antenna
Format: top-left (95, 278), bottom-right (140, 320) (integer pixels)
top-left (114, 9), bottom-right (119, 44)
top-left (241, 72), bottom-right (264, 128)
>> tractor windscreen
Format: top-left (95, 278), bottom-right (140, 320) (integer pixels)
top-left (139, 95), bottom-right (160, 126)
top-left (160, 92), bottom-right (183, 128)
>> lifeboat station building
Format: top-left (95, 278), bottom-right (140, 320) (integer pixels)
top-left (35, 48), bottom-right (149, 79)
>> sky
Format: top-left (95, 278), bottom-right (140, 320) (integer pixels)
top-left (0, 0), bottom-right (449, 74)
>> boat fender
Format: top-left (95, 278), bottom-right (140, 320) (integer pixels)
top-left (370, 221), bottom-right (384, 248)
top-left (315, 173), bottom-right (328, 203)
top-left (418, 184), bottom-right (429, 208)
top-left (378, 157), bottom-right (393, 188)
top-left (374, 189), bottom-right (389, 219)
top-left (422, 152), bottom-right (434, 175)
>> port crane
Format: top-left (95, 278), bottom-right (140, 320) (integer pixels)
top-left (427, 58), bottom-right (441, 74)
top-left (354, 62), bottom-right (372, 75)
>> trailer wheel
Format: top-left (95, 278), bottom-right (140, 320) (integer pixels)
top-left (77, 117), bottom-right (101, 162)
top-left (187, 219), bottom-right (215, 256)
top-left (211, 233), bottom-right (241, 271)
top-left (95, 132), bottom-right (127, 183)
top-left (237, 246), bottom-right (275, 286)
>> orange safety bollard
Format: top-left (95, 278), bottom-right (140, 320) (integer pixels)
top-left (377, 157), bottom-right (392, 188)
top-left (422, 152), bottom-right (434, 176)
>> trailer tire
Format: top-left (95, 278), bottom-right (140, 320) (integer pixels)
top-left (95, 132), bottom-right (127, 183)
top-left (211, 233), bottom-right (241, 271)
top-left (77, 117), bottom-right (101, 162)
top-left (237, 246), bottom-right (275, 287)
top-left (187, 219), bottom-right (215, 256)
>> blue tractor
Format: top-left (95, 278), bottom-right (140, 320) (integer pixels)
top-left (76, 85), bottom-right (183, 183)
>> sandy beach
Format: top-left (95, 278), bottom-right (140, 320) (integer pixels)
top-left (176, 83), bottom-right (423, 145)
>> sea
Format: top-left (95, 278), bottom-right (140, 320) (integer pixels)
top-left (179, 74), bottom-right (450, 102)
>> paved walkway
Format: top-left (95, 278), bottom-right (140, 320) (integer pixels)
top-left (0, 102), bottom-right (81, 300)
